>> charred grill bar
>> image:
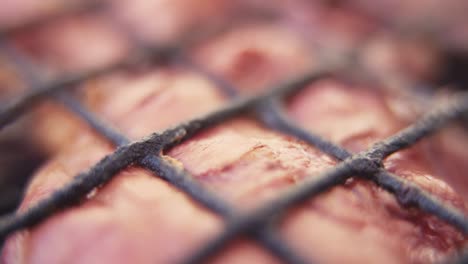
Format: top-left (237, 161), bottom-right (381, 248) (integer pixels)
top-left (0, 1), bottom-right (467, 263)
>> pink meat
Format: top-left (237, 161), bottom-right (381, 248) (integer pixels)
top-left (1, 1), bottom-right (468, 264)
top-left (4, 68), bottom-right (468, 264)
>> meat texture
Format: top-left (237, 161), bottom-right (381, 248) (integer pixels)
top-left (1, 0), bottom-right (468, 264)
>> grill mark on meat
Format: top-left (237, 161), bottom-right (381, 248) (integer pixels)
top-left (195, 144), bottom-right (270, 181)
top-left (168, 119), bottom-right (337, 207)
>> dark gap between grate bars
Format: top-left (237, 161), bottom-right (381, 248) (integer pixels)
top-left (0, 1), bottom-right (467, 264)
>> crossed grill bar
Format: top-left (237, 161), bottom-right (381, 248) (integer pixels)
top-left (0, 1), bottom-right (467, 263)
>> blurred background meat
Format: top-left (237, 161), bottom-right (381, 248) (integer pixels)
top-left (0, 0), bottom-right (467, 263)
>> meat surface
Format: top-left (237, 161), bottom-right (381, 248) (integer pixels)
top-left (1, 1), bottom-right (468, 264)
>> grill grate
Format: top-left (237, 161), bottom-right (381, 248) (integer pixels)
top-left (0, 1), bottom-right (467, 263)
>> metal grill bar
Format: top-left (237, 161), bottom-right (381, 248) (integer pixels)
top-left (0, 37), bottom-right (41, 84)
top-left (55, 94), bottom-right (129, 146)
top-left (63, 90), bottom-right (307, 262)
top-left (0, 44), bottom-right (173, 131)
top-left (367, 94), bottom-right (468, 159)
top-left (180, 89), bottom-right (468, 263)
top-left (255, 230), bottom-right (310, 264)
top-left (256, 99), bottom-right (468, 233)
top-left (0, 1), bottom-right (467, 264)
top-left (182, 160), bottom-right (357, 264)
top-left (0, 135), bottom-right (154, 242)
top-left (0, 14), bottom-right (326, 262)
top-left (54, 94), bottom-right (309, 263)
top-left (0, 65), bottom-right (322, 263)
top-left (373, 171), bottom-right (468, 233)
top-left (161, 71), bottom-right (329, 152)
top-left (256, 99), bottom-right (351, 160)
top-left (142, 155), bottom-right (310, 264)
top-left (0, 35), bottom-right (129, 147)
top-left (0, 27), bottom-right (325, 131)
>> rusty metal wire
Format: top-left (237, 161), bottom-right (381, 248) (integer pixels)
top-left (0, 1), bottom-right (467, 264)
